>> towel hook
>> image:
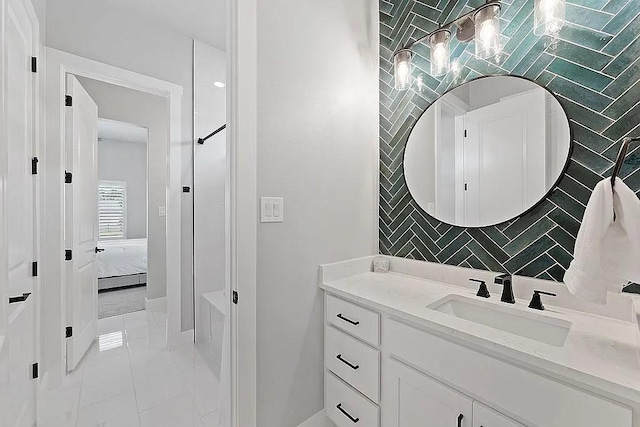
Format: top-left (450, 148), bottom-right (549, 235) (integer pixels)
top-left (611, 136), bottom-right (640, 189)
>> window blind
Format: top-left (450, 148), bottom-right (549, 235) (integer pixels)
top-left (98, 181), bottom-right (127, 239)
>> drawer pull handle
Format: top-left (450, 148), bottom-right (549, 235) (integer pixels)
top-left (337, 313), bottom-right (359, 326)
top-left (337, 403), bottom-right (359, 423)
top-left (336, 354), bottom-right (359, 370)
top-left (457, 414), bottom-right (463, 427)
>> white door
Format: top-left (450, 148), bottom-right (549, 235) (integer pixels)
top-left (473, 402), bottom-right (525, 427)
top-left (0, 0), bottom-right (38, 424)
top-left (65, 75), bottom-right (99, 371)
top-left (463, 89), bottom-right (546, 226)
top-left (383, 359), bottom-right (473, 427)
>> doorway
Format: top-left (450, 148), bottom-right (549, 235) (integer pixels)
top-left (62, 74), bottom-right (173, 371)
top-left (95, 119), bottom-right (149, 319)
top-left (41, 49), bottom-right (185, 388)
top-left (37, 49), bottom-right (230, 427)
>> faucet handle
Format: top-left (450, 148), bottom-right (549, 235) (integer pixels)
top-left (529, 290), bottom-right (556, 311)
top-left (470, 279), bottom-right (490, 298)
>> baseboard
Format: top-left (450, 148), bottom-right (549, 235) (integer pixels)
top-left (298, 410), bottom-right (334, 427)
top-left (145, 296), bottom-right (167, 312)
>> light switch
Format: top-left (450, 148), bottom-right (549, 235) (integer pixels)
top-left (158, 206), bottom-right (166, 217)
top-left (261, 197), bottom-right (283, 223)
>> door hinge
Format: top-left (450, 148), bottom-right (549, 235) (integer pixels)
top-left (32, 363), bottom-right (39, 379)
top-left (65, 95), bottom-right (73, 107)
top-left (66, 326), bottom-right (73, 338)
top-left (65, 249), bottom-right (72, 261)
top-left (32, 157), bottom-right (39, 174)
top-left (232, 291), bottom-right (238, 305)
top-left (182, 186), bottom-right (191, 193)
top-left (31, 57), bottom-right (37, 73)
top-left (464, 129), bottom-right (467, 138)
top-left (32, 261), bottom-right (38, 277)
top-left (65, 171), bottom-right (73, 184)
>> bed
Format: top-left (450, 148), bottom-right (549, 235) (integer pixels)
top-left (97, 238), bottom-right (148, 291)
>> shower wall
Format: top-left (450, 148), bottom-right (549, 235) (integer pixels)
top-left (193, 40), bottom-right (227, 372)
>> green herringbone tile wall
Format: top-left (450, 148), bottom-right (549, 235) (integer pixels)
top-left (379, 0), bottom-right (640, 282)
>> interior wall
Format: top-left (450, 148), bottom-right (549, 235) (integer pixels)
top-left (45, 0), bottom-right (195, 322)
top-left (255, 0), bottom-right (379, 425)
top-left (380, 0), bottom-right (640, 281)
top-left (98, 138), bottom-right (148, 239)
top-left (193, 41), bottom-right (227, 334)
top-left (78, 77), bottom-right (168, 300)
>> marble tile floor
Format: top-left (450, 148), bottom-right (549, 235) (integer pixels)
top-left (39, 307), bottom-right (221, 427)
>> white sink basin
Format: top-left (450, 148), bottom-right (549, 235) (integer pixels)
top-left (428, 295), bottom-right (572, 347)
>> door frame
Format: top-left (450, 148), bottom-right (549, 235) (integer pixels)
top-left (42, 48), bottom-right (184, 387)
top-left (228, 0), bottom-right (258, 424)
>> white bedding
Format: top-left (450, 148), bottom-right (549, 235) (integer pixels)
top-left (97, 238), bottom-right (148, 278)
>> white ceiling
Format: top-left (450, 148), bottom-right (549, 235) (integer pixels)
top-left (98, 120), bottom-right (148, 144)
top-left (100, 0), bottom-right (226, 49)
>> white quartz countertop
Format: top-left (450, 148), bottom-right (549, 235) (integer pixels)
top-left (321, 271), bottom-right (640, 404)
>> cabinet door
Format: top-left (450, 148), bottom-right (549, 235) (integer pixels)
top-left (383, 359), bottom-right (472, 427)
top-left (473, 402), bottom-right (524, 427)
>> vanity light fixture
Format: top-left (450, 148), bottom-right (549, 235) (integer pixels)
top-left (429, 29), bottom-right (452, 76)
top-left (534, 0), bottom-right (566, 37)
top-left (393, 49), bottom-right (413, 90)
top-left (474, 2), bottom-right (503, 60)
top-left (392, 0), bottom-right (502, 90)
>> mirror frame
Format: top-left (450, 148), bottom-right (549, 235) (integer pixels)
top-left (402, 74), bottom-right (575, 228)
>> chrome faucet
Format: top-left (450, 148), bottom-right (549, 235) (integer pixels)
top-left (494, 273), bottom-right (515, 304)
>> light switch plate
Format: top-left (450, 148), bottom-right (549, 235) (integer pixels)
top-left (158, 206), bottom-right (166, 217)
top-left (261, 197), bottom-right (284, 223)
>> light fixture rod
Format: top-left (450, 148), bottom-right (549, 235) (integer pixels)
top-left (398, 0), bottom-right (501, 52)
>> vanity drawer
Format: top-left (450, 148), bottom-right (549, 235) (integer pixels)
top-left (385, 319), bottom-right (632, 427)
top-left (326, 294), bottom-right (380, 346)
top-left (325, 370), bottom-right (379, 427)
top-left (325, 325), bottom-right (380, 402)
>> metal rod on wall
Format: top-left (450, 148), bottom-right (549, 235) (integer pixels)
top-left (611, 136), bottom-right (640, 189)
top-left (197, 124), bottom-right (226, 145)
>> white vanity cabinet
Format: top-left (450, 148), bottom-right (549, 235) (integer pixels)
top-left (323, 292), bottom-right (634, 427)
top-left (324, 295), bottom-right (381, 426)
top-left (384, 358), bottom-right (473, 427)
top-left (384, 358), bottom-right (526, 427)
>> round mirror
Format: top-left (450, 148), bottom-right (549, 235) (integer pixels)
top-left (404, 76), bottom-right (571, 228)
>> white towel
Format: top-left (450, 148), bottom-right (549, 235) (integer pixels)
top-left (564, 177), bottom-right (640, 304)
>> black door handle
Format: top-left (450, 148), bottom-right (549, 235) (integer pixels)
top-left (95, 247), bottom-right (105, 253)
top-left (336, 313), bottom-right (359, 326)
top-left (458, 414), bottom-right (464, 427)
top-left (336, 404), bottom-right (359, 423)
top-left (336, 354), bottom-right (359, 370)
top-left (9, 293), bottom-right (31, 304)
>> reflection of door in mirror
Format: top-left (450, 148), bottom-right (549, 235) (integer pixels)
top-left (404, 76), bottom-right (571, 228)
top-left (463, 88), bottom-right (545, 227)
top-left (435, 100), bottom-right (467, 225)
